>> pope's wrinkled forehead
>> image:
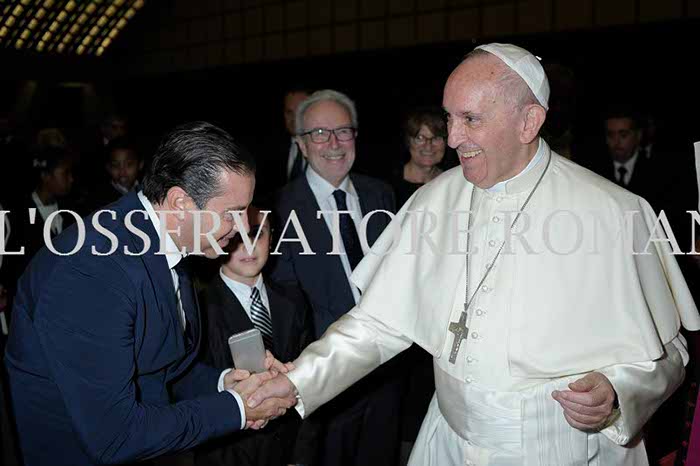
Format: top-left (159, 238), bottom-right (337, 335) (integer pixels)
top-left (475, 43), bottom-right (550, 109)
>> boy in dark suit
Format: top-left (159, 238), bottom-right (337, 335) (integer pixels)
top-left (197, 206), bottom-right (317, 466)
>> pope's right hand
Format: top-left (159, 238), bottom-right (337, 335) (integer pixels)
top-left (233, 372), bottom-right (297, 429)
top-left (247, 373), bottom-right (298, 412)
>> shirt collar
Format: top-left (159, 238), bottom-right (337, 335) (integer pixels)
top-left (31, 191), bottom-right (57, 210)
top-left (305, 165), bottom-right (355, 201)
top-left (113, 179), bottom-right (139, 196)
top-left (613, 149), bottom-right (640, 171)
top-left (137, 191), bottom-right (183, 271)
top-left (219, 268), bottom-right (264, 299)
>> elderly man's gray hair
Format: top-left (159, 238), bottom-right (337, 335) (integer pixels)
top-left (294, 89), bottom-right (359, 135)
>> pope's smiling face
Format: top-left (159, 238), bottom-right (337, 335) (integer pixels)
top-left (443, 55), bottom-right (535, 189)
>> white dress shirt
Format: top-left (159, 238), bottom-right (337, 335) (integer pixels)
top-left (219, 271), bottom-right (271, 322)
top-left (31, 191), bottom-right (62, 235)
top-left (613, 149), bottom-right (640, 185)
top-left (136, 191), bottom-right (246, 428)
top-left (305, 167), bottom-right (365, 303)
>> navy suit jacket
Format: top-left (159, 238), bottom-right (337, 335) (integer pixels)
top-left (271, 173), bottom-right (395, 337)
top-left (4, 192), bottom-right (242, 466)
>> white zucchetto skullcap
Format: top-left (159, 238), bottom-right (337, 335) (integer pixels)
top-left (475, 43), bottom-right (550, 110)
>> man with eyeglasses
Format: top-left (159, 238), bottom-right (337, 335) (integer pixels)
top-left (271, 89), bottom-right (401, 466)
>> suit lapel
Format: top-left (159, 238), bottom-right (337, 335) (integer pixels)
top-left (267, 283), bottom-right (293, 358)
top-left (213, 276), bottom-right (255, 335)
top-left (123, 193), bottom-right (187, 358)
top-left (351, 174), bottom-right (384, 246)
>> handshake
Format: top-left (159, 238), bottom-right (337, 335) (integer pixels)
top-left (223, 351), bottom-right (300, 430)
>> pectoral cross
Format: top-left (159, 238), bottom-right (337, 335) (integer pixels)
top-left (448, 309), bottom-right (469, 364)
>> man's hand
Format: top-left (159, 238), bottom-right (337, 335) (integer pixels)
top-left (222, 351), bottom-right (294, 391)
top-left (229, 368), bottom-right (298, 430)
top-left (552, 372), bottom-right (617, 431)
top-left (247, 373), bottom-right (298, 409)
top-left (223, 369), bottom-right (252, 391)
top-left (264, 350), bottom-right (295, 374)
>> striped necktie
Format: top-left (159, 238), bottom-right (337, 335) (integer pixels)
top-left (250, 286), bottom-right (273, 351)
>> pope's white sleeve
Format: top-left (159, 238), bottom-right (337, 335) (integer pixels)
top-left (598, 334), bottom-right (687, 445)
top-left (287, 306), bottom-right (413, 418)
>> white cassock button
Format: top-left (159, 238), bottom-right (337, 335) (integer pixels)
top-left (481, 285), bottom-right (490, 293)
top-left (471, 332), bottom-right (479, 339)
top-left (475, 309), bottom-right (484, 316)
top-left (465, 376), bottom-right (473, 384)
top-left (492, 216), bottom-right (500, 223)
top-left (466, 356), bottom-right (475, 363)
top-left (488, 239), bottom-right (496, 247)
top-left (496, 196), bottom-right (504, 203)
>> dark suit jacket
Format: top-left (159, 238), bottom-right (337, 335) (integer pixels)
top-left (270, 172), bottom-right (401, 466)
top-left (271, 173), bottom-right (396, 337)
top-left (196, 275), bottom-right (316, 466)
top-left (4, 192), bottom-right (242, 466)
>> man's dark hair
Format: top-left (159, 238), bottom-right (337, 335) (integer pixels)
top-left (104, 136), bottom-right (140, 162)
top-left (603, 107), bottom-right (643, 130)
top-left (142, 121), bottom-right (256, 208)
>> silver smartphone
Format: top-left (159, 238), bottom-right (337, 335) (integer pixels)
top-left (228, 328), bottom-right (266, 373)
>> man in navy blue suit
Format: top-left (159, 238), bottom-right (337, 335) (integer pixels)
top-left (4, 122), bottom-right (296, 466)
top-left (271, 90), bottom-right (401, 466)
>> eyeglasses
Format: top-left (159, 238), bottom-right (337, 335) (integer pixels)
top-left (300, 126), bottom-right (357, 144)
top-left (412, 134), bottom-right (445, 146)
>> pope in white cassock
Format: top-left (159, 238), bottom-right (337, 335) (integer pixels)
top-left (249, 43), bottom-right (700, 465)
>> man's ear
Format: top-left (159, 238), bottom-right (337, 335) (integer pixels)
top-left (520, 104), bottom-right (547, 144)
top-left (164, 186), bottom-right (193, 214)
top-left (295, 136), bottom-right (309, 159)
